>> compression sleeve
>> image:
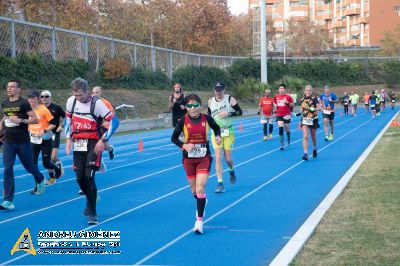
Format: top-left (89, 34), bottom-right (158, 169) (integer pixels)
top-left (103, 115), bottom-right (120, 140)
top-left (229, 103), bottom-right (243, 117)
top-left (171, 118), bottom-right (185, 148)
top-left (205, 115), bottom-right (221, 137)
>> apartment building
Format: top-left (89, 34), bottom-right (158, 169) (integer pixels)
top-left (249, 0), bottom-right (400, 52)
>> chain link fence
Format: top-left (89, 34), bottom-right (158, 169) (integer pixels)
top-left (0, 15), bottom-right (398, 79)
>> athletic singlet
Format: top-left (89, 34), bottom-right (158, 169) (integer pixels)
top-left (66, 95), bottom-right (112, 140)
top-left (183, 114), bottom-right (211, 158)
top-left (209, 94), bottom-right (233, 130)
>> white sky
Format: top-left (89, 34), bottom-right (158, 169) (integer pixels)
top-left (227, 0), bottom-right (248, 15)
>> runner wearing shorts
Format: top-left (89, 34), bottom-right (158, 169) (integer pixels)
top-left (258, 89), bottom-right (275, 140)
top-left (208, 82), bottom-right (242, 193)
top-left (274, 84), bottom-right (294, 150)
top-left (389, 91), bottom-right (397, 110)
top-left (171, 94), bottom-right (221, 234)
top-left (369, 90), bottom-right (378, 118)
top-left (320, 85), bottom-right (338, 141)
top-left (299, 85), bottom-right (320, 160)
top-left (363, 92), bottom-right (370, 113)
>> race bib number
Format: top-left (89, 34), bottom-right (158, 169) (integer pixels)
top-left (370, 104), bottom-right (375, 108)
top-left (260, 119), bottom-right (268, 124)
top-left (188, 144), bottom-right (207, 158)
top-left (364, 102), bottom-right (368, 105)
top-left (323, 109), bottom-right (331, 115)
top-left (221, 127), bottom-right (230, 137)
top-left (5, 118), bottom-right (19, 127)
top-left (303, 117), bottom-right (314, 126)
top-left (73, 139), bottom-right (88, 152)
top-left (392, 100), bottom-right (396, 103)
top-left (30, 134), bottom-right (42, 144)
top-left (283, 115), bottom-right (291, 120)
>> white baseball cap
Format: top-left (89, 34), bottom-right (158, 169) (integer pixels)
top-left (40, 90), bottom-right (52, 97)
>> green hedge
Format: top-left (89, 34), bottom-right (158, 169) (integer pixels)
top-left (118, 68), bottom-right (171, 90)
top-left (0, 54), bottom-right (88, 90)
top-left (172, 65), bottom-right (232, 90)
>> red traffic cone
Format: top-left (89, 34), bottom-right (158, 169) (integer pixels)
top-left (390, 120), bottom-right (399, 127)
top-left (138, 139), bottom-right (144, 152)
top-left (239, 123), bottom-right (243, 132)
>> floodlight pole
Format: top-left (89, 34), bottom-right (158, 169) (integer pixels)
top-left (260, 0), bottom-right (268, 84)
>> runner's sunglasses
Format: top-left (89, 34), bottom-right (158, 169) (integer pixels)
top-left (186, 103), bottom-right (200, 109)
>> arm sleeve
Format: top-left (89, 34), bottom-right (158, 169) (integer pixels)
top-left (64, 98), bottom-right (73, 138)
top-left (229, 103), bottom-right (242, 117)
top-left (207, 107), bottom-right (211, 116)
top-left (205, 115), bottom-right (221, 137)
top-left (171, 118), bottom-right (185, 148)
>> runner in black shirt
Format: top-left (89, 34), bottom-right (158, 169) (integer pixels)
top-left (168, 83), bottom-right (187, 127)
top-left (40, 90), bottom-right (65, 185)
top-left (389, 91), bottom-right (397, 110)
top-left (0, 79), bottom-right (46, 210)
top-left (342, 92), bottom-right (350, 116)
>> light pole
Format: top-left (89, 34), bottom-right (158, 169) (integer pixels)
top-left (260, 0), bottom-right (267, 84)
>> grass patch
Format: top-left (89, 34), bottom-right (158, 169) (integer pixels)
top-left (292, 115), bottom-right (400, 265)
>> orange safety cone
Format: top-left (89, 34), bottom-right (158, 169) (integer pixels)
top-left (390, 120), bottom-right (399, 127)
top-left (138, 139), bottom-right (144, 152)
top-left (239, 123), bottom-right (243, 132)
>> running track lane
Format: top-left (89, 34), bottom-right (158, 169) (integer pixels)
top-left (0, 109), bottom-right (397, 265)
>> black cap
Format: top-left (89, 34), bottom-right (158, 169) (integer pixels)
top-left (27, 90), bottom-right (40, 98)
top-left (214, 81), bottom-right (225, 91)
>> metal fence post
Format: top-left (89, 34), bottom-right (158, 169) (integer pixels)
top-left (10, 20), bottom-right (16, 57)
top-left (167, 51), bottom-right (173, 79)
top-left (213, 57), bottom-right (216, 67)
top-left (111, 39), bottom-right (115, 58)
top-left (84, 34), bottom-right (88, 62)
top-left (198, 55), bottom-right (201, 66)
top-left (51, 27), bottom-right (56, 60)
top-left (185, 52), bottom-right (188, 66)
top-left (134, 45), bottom-right (137, 68)
top-left (151, 46), bottom-right (156, 71)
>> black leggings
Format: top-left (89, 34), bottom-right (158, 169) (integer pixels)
top-left (32, 139), bottom-right (59, 171)
top-left (344, 105), bottom-right (349, 115)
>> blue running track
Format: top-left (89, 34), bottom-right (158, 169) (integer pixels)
top-left (0, 107), bottom-right (398, 265)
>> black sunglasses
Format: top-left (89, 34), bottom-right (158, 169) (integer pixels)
top-left (40, 95), bottom-right (50, 98)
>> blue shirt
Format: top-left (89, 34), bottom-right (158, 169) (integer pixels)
top-left (320, 92), bottom-right (338, 110)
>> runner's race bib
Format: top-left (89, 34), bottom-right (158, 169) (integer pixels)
top-left (188, 144), bottom-right (207, 158)
top-left (365, 102), bottom-right (368, 104)
top-left (73, 139), bottom-right (88, 152)
top-left (30, 134), bottom-right (42, 144)
top-left (303, 117), bottom-right (314, 126)
top-left (4, 118), bottom-right (19, 127)
top-left (221, 127), bottom-right (230, 137)
top-left (323, 109), bottom-right (331, 115)
top-left (260, 119), bottom-right (268, 124)
top-left (283, 115), bottom-right (291, 120)
top-left (392, 100), bottom-right (396, 103)
top-left (371, 104), bottom-right (375, 108)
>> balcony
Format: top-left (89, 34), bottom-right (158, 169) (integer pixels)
top-left (359, 16), bottom-right (369, 24)
top-left (332, 20), bottom-right (345, 28)
top-left (345, 8), bottom-right (360, 16)
top-left (323, 13), bottom-right (333, 20)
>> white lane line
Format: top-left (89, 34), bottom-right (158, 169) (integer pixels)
top-left (269, 111), bottom-right (399, 266)
top-left (134, 117), bottom-right (374, 265)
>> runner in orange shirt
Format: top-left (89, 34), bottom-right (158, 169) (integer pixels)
top-left (258, 89), bottom-right (275, 140)
top-left (363, 92), bottom-right (370, 113)
top-left (27, 90), bottom-right (62, 190)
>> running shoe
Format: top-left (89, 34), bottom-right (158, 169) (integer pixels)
top-left (78, 189), bottom-right (84, 195)
top-left (302, 153), bottom-right (309, 161)
top-left (99, 161), bottom-right (106, 173)
top-left (87, 216), bottom-right (98, 225)
top-left (229, 170), bottom-right (236, 184)
top-left (193, 220), bottom-right (204, 234)
top-left (54, 163), bottom-right (62, 179)
top-left (45, 177), bottom-right (56, 186)
top-left (324, 136), bottom-right (329, 141)
top-left (329, 133), bottom-right (334, 141)
top-left (215, 183), bottom-right (225, 193)
top-left (313, 150), bottom-right (318, 158)
top-left (32, 180), bottom-right (45, 195)
top-left (263, 136), bottom-right (268, 141)
top-left (269, 134), bottom-right (273, 139)
top-left (109, 145), bottom-right (115, 160)
top-left (0, 201), bottom-right (15, 210)
top-left (56, 161), bottom-right (64, 177)
top-left (280, 142), bottom-right (285, 150)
